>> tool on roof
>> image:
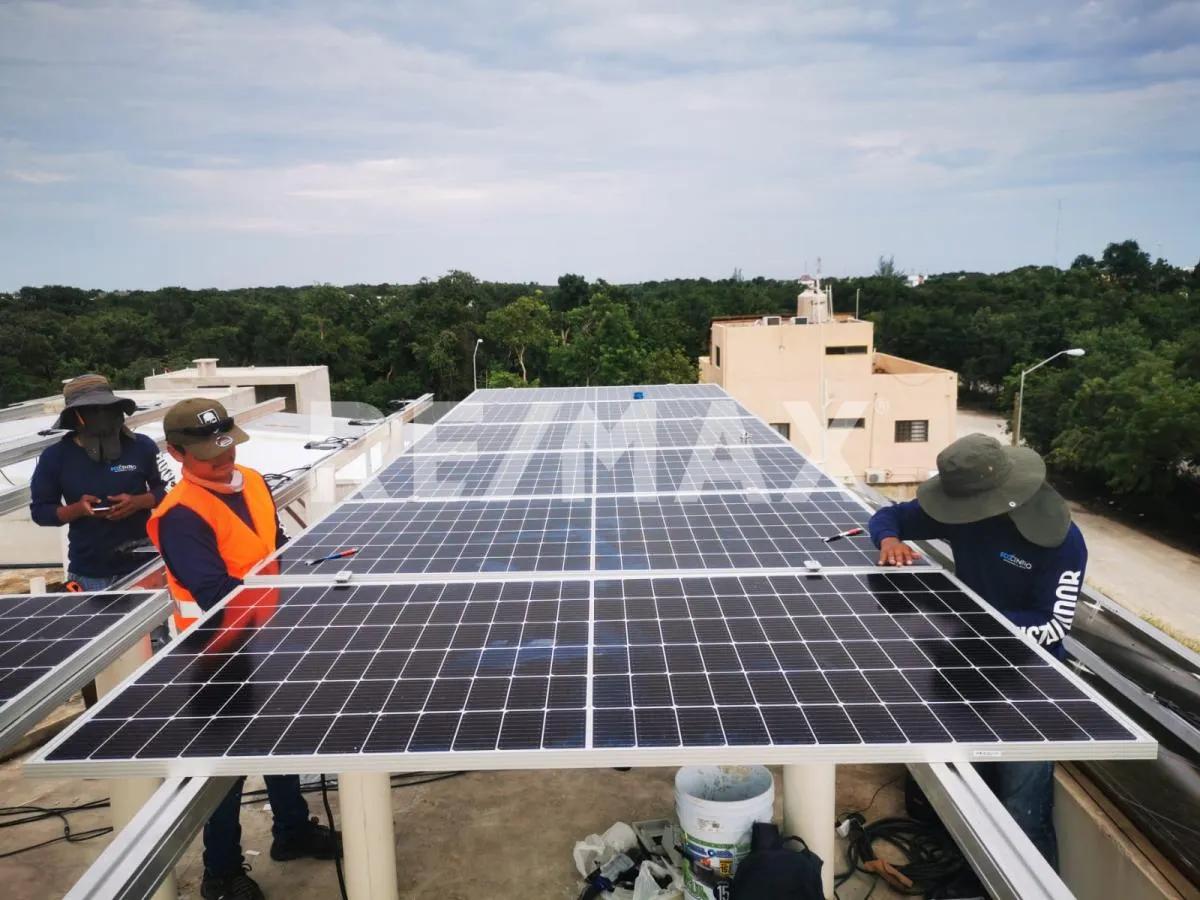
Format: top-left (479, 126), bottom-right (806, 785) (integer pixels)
top-left (306, 548), bottom-right (358, 566)
top-left (823, 527), bottom-right (864, 543)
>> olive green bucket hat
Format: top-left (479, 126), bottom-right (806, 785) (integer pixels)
top-left (1009, 482), bottom-right (1073, 549)
top-left (916, 433), bottom-right (1071, 548)
top-left (917, 431), bottom-right (1042, 518)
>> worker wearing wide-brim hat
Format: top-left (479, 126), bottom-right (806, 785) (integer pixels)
top-left (29, 373), bottom-right (170, 590)
top-left (869, 432), bottom-right (1088, 872)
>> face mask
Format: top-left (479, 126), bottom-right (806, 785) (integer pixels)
top-left (76, 406), bottom-right (126, 463)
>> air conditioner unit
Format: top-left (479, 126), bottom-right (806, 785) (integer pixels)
top-left (792, 316), bottom-right (808, 324)
top-left (865, 468), bottom-right (887, 484)
top-left (761, 315), bottom-right (781, 326)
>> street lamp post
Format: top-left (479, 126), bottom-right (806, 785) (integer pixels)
top-left (1014, 348), bottom-right (1085, 445)
top-left (472, 338), bottom-right (483, 391)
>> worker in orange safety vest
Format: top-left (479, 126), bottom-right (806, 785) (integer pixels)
top-left (148, 398), bottom-right (339, 900)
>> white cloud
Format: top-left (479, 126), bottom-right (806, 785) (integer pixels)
top-left (5, 169), bottom-right (73, 184)
top-left (0, 0), bottom-right (1195, 289)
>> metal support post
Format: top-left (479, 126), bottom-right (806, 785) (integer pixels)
top-left (96, 637), bottom-right (178, 900)
top-left (338, 771), bottom-right (399, 900)
top-left (782, 763), bottom-right (835, 899)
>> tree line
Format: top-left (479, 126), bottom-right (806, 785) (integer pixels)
top-left (3, 239), bottom-right (1196, 529)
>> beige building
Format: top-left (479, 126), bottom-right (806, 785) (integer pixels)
top-left (144, 358), bottom-right (332, 416)
top-left (699, 286), bottom-right (956, 492)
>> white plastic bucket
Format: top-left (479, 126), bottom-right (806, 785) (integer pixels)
top-left (675, 766), bottom-right (775, 900)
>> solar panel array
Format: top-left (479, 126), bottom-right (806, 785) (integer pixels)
top-left (31, 384), bottom-right (1151, 776)
top-left (0, 590), bottom-right (170, 755)
top-left (0, 591), bottom-right (165, 709)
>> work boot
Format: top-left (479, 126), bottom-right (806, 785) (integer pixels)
top-left (201, 865), bottom-right (265, 900)
top-left (270, 817), bottom-right (342, 861)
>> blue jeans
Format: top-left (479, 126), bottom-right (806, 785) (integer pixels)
top-left (204, 775), bottom-right (311, 876)
top-left (977, 761), bottom-right (1059, 870)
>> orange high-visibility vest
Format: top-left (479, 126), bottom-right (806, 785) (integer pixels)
top-left (147, 465), bottom-right (279, 633)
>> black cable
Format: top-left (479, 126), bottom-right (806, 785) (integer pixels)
top-left (320, 775), bottom-right (348, 900)
top-left (835, 815), bottom-right (965, 896)
top-left (0, 801), bottom-right (113, 859)
top-left (0, 799), bottom-right (111, 827)
top-left (838, 775), bottom-right (902, 821)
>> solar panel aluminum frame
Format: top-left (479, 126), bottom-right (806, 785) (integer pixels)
top-left (0, 590), bottom-right (171, 754)
top-left (25, 569), bottom-right (1154, 779)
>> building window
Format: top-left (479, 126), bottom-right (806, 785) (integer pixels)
top-left (715, 345), bottom-right (721, 367)
top-left (771, 423), bottom-right (790, 439)
top-left (895, 419), bottom-right (929, 442)
top-left (825, 345), bottom-right (868, 355)
top-left (828, 418), bottom-right (866, 428)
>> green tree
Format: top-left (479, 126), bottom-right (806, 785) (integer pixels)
top-left (1101, 239), bottom-right (1152, 286)
top-left (551, 273), bottom-right (589, 313)
top-left (875, 255), bottom-right (903, 279)
top-left (484, 293), bottom-right (554, 383)
top-left (551, 293), bottom-right (642, 385)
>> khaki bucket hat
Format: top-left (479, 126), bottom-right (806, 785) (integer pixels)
top-left (54, 373), bottom-right (136, 429)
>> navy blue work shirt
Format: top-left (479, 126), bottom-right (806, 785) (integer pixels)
top-left (29, 432), bottom-right (171, 577)
top-left (869, 499), bottom-right (1087, 659)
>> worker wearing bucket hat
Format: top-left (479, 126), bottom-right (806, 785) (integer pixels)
top-left (29, 374), bottom-right (171, 590)
top-left (868, 433), bottom-right (1088, 870)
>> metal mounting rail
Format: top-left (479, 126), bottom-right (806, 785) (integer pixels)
top-left (1066, 637), bottom-right (1200, 754)
top-left (908, 761), bottom-right (1075, 900)
top-left (63, 776), bottom-right (237, 900)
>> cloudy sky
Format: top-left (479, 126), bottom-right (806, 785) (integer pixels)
top-left (1, 0), bottom-right (1196, 289)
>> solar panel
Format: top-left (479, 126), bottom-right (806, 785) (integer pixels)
top-left (594, 384), bottom-right (727, 401)
top-left (350, 452), bottom-right (593, 501)
top-left (595, 492), bottom-right (889, 571)
top-left (595, 417), bottom-right (786, 451)
top-left (35, 574), bottom-right (1140, 775)
top-left (0, 591), bottom-right (170, 751)
top-left (595, 446), bottom-right (836, 495)
top-left (462, 387), bottom-right (596, 404)
top-left (410, 422), bottom-right (595, 455)
top-left (591, 399), bottom-right (749, 421)
top-left (275, 499), bottom-right (593, 575)
top-left (0, 592), bottom-right (163, 707)
top-left (460, 384), bottom-right (726, 405)
top-left (29, 381), bottom-right (1153, 776)
top-left (438, 402), bottom-right (594, 426)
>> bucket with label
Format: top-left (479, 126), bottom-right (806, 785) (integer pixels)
top-left (674, 766), bottom-right (775, 900)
